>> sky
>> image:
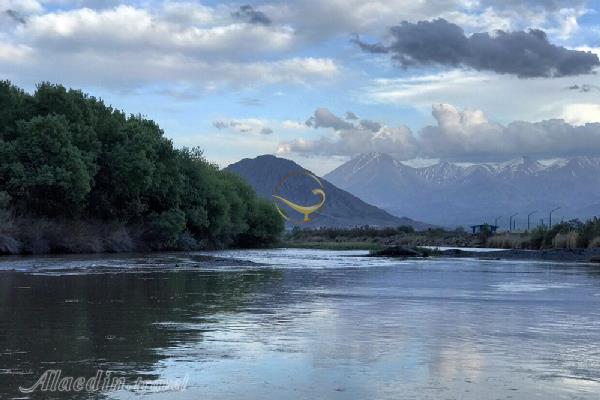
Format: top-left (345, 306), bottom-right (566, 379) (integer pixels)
top-left (1, 0), bottom-right (600, 174)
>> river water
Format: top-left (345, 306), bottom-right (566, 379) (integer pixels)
top-left (1, 249), bottom-right (600, 399)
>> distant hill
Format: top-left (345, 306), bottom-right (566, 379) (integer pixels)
top-left (226, 155), bottom-right (432, 229)
top-left (325, 152), bottom-right (600, 227)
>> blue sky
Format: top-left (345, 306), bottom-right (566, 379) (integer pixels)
top-left (1, 0), bottom-right (600, 174)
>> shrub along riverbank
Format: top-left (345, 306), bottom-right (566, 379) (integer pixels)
top-left (486, 218), bottom-right (600, 250)
top-left (284, 220), bottom-right (600, 251)
top-left (0, 81), bottom-right (284, 255)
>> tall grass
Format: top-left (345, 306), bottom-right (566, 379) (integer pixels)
top-left (552, 232), bottom-right (579, 249)
top-left (487, 233), bottom-right (528, 249)
top-left (486, 218), bottom-right (600, 250)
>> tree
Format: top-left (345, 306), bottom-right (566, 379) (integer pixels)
top-left (0, 81), bottom-right (285, 253)
top-left (7, 115), bottom-right (94, 216)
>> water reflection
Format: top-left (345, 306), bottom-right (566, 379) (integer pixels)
top-left (1, 250), bottom-right (600, 399)
top-left (0, 263), bottom-right (283, 399)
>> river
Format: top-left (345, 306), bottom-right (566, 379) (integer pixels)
top-left (1, 249), bottom-right (600, 399)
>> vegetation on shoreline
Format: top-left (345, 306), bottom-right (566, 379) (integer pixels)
top-left (284, 225), bottom-right (476, 248)
top-left (282, 241), bottom-right (384, 251)
top-left (284, 219), bottom-right (600, 251)
top-left (486, 218), bottom-right (600, 250)
top-left (0, 81), bottom-right (284, 255)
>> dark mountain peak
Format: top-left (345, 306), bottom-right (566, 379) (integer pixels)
top-left (226, 154), bottom-right (432, 229)
top-left (234, 154), bottom-right (303, 169)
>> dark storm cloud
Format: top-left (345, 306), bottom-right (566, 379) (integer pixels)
top-left (305, 108), bottom-right (353, 130)
top-left (213, 121), bottom-right (228, 129)
top-left (5, 10), bottom-right (25, 24)
top-left (354, 18), bottom-right (600, 78)
top-left (260, 127), bottom-right (273, 135)
top-left (359, 119), bottom-right (382, 132)
top-left (567, 84), bottom-right (600, 93)
top-left (344, 111), bottom-right (359, 120)
top-left (232, 5), bottom-right (271, 25)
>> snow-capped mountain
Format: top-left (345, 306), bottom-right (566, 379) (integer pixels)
top-left (417, 161), bottom-right (465, 185)
top-left (324, 153), bottom-right (600, 227)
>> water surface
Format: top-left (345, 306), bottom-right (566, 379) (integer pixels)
top-left (1, 249), bottom-right (600, 399)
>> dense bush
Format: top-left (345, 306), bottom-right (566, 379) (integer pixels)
top-left (287, 225), bottom-right (418, 241)
top-left (0, 81), bottom-right (283, 254)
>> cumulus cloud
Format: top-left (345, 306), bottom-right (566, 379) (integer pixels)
top-left (278, 105), bottom-right (600, 161)
top-left (0, 3), bottom-right (338, 91)
top-left (305, 108), bottom-right (354, 130)
top-left (22, 5), bottom-right (292, 57)
top-left (354, 18), bottom-right (600, 78)
top-left (281, 120), bottom-right (305, 129)
top-left (359, 119), bottom-right (381, 132)
top-left (421, 104), bottom-right (600, 160)
top-left (560, 104), bottom-right (600, 126)
top-left (278, 108), bottom-right (419, 159)
top-left (231, 5), bottom-right (271, 25)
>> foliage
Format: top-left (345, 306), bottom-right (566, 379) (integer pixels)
top-left (286, 225), bottom-right (418, 241)
top-left (517, 219), bottom-right (600, 250)
top-left (0, 81), bottom-right (283, 254)
top-left (477, 223), bottom-right (493, 244)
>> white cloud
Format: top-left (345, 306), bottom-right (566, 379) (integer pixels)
top-left (213, 118), bottom-right (273, 135)
top-left (0, 41), bottom-right (32, 62)
top-left (362, 69), bottom-right (600, 123)
top-left (281, 120), bottom-right (305, 129)
top-left (278, 105), bottom-right (600, 161)
top-left (277, 107), bottom-right (419, 159)
top-left (0, 3), bottom-right (339, 91)
top-left (265, 0), bottom-right (587, 42)
top-left (561, 103), bottom-right (600, 125)
top-left (21, 5), bottom-right (294, 57)
top-left (421, 104), bottom-right (600, 160)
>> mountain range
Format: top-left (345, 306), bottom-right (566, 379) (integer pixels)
top-left (324, 153), bottom-right (600, 228)
top-left (226, 155), bottom-right (431, 229)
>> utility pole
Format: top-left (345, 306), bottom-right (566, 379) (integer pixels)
top-left (549, 207), bottom-right (561, 228)
top-left (527, 211), bottom-right (537, 232)
top-left (509, 213), bottom-right (519, 233)
top-left (494, 216), bottom-right (503, 229)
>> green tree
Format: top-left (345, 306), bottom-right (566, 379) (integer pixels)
top-left (7, 115), bottom-right (94, 216)
top-left (0, 81), bottom-right (284, 253)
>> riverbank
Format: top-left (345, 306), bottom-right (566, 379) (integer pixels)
top-left (0, 251), bottom-right (264, 273)
top-left (439, 247), bottom-right (600, 263)
top-left (368, 245), bottom-right (600, 263)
